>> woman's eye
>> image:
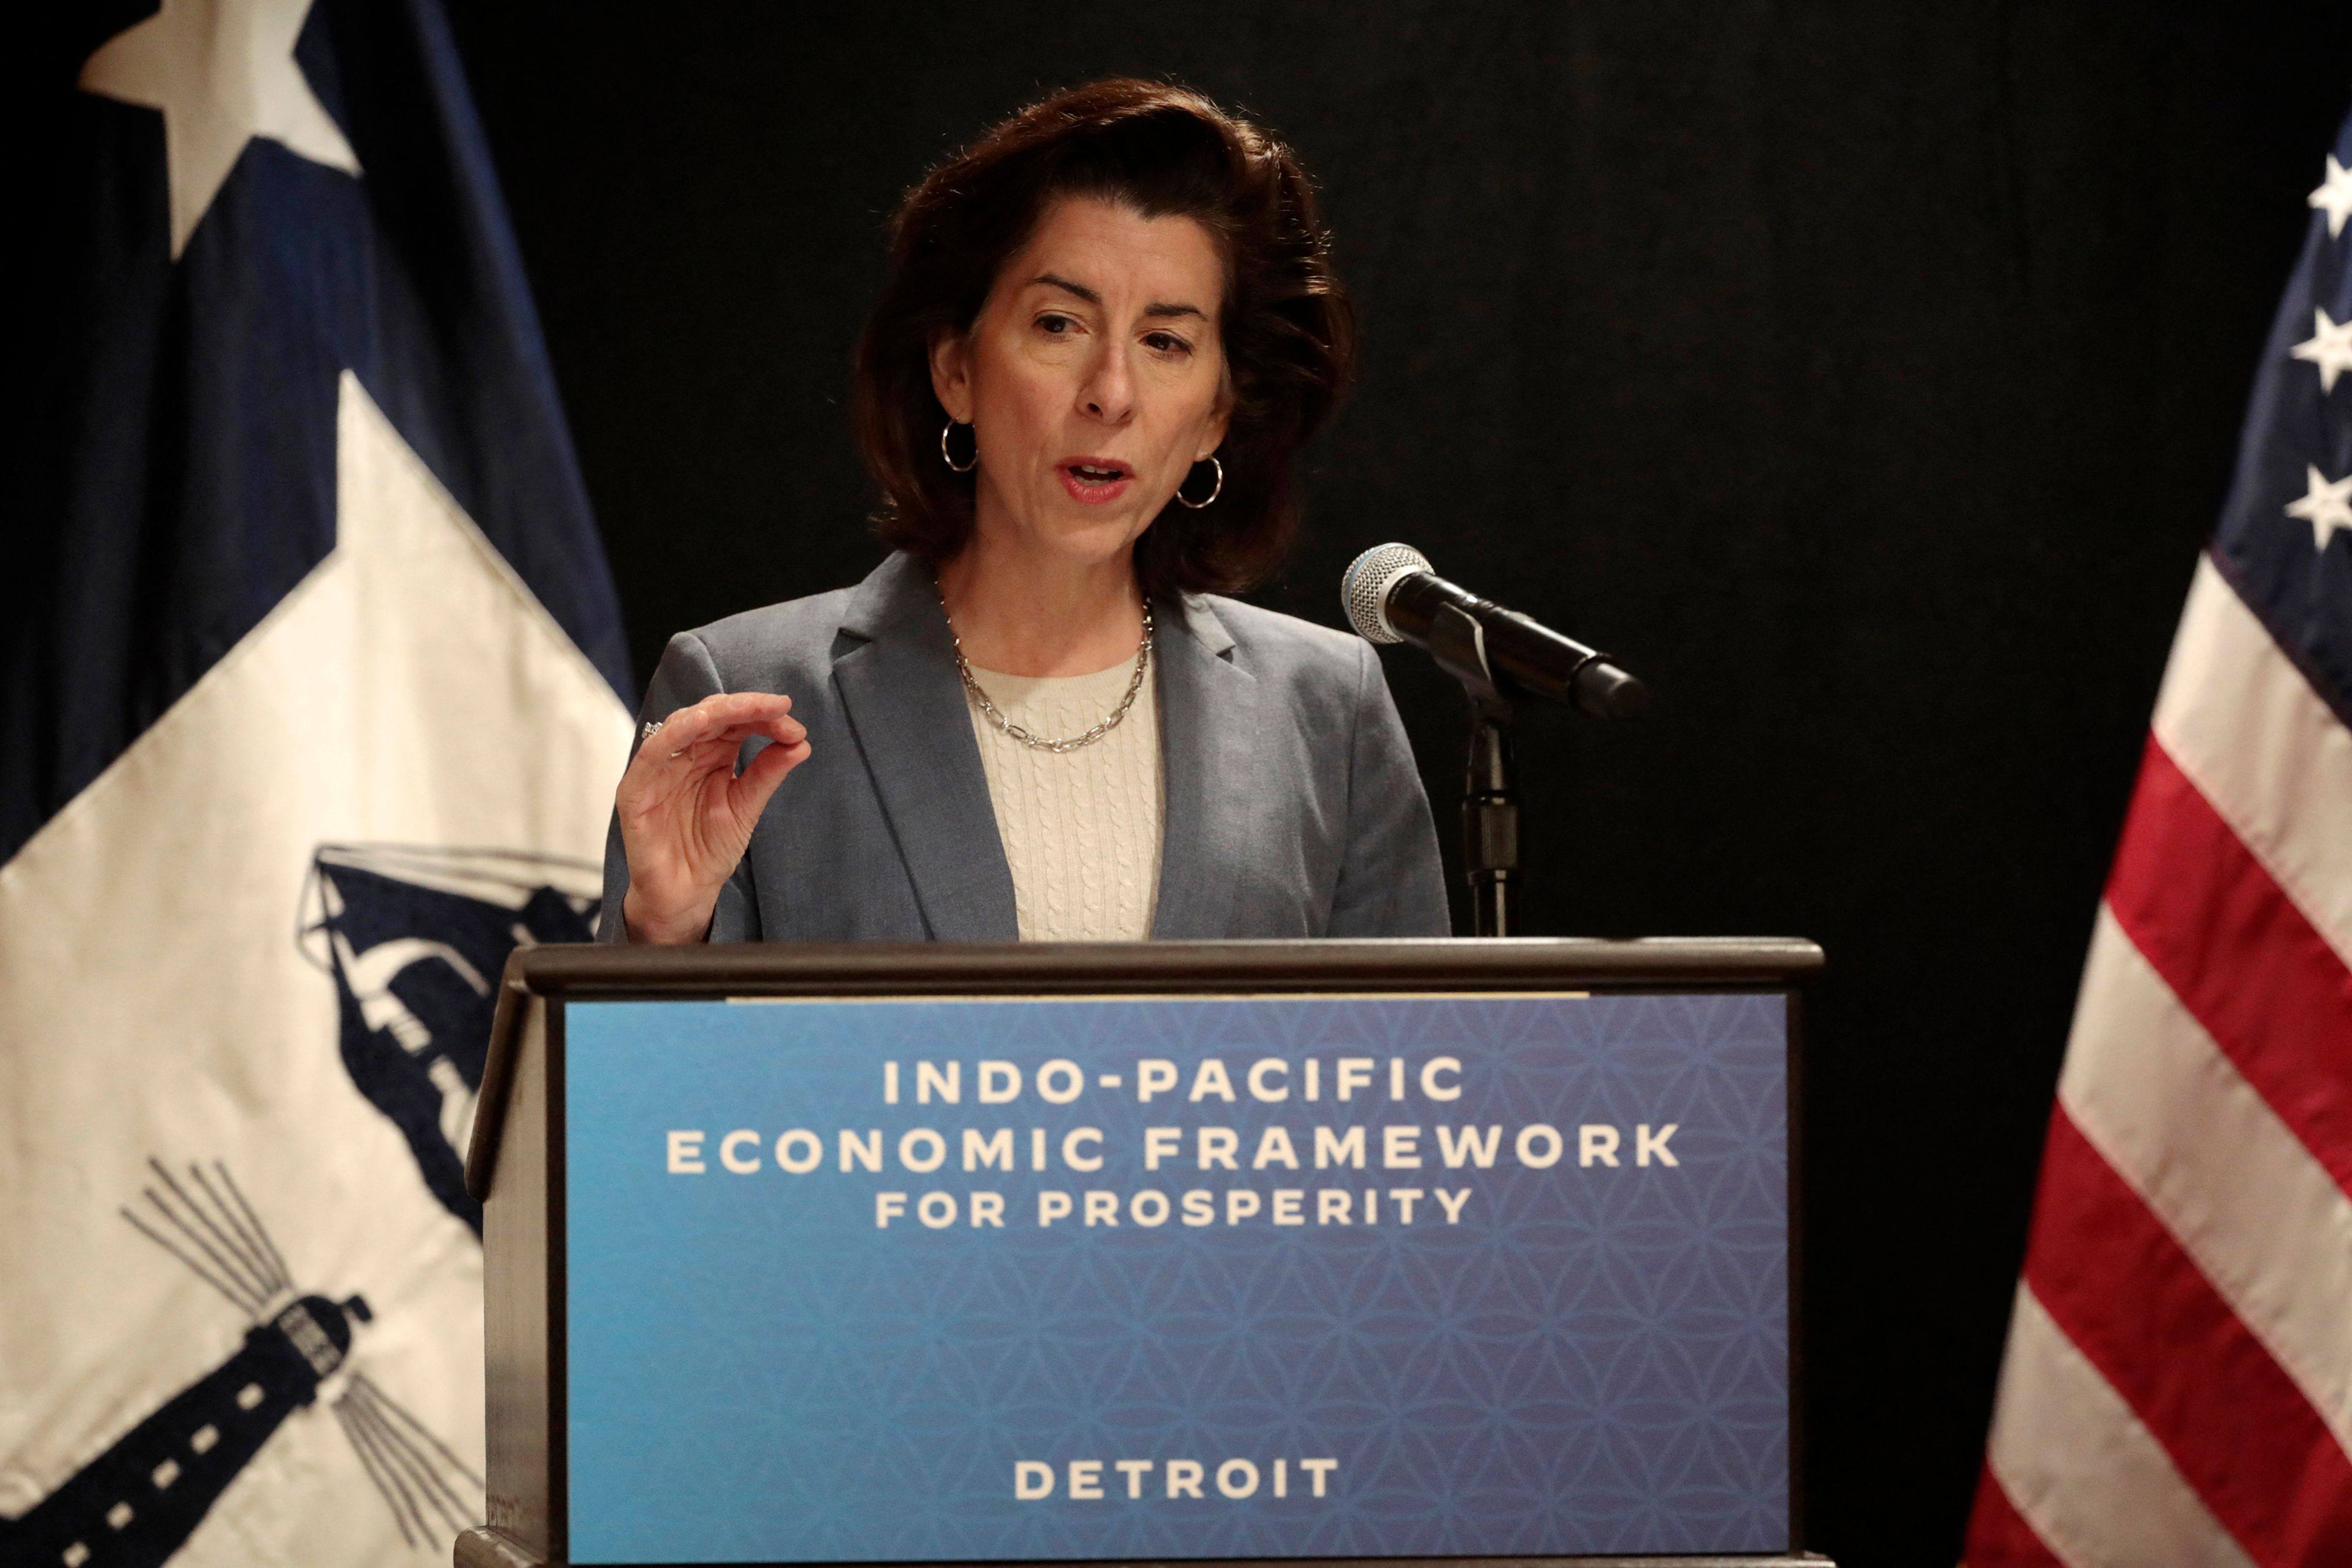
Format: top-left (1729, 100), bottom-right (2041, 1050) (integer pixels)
top-left (1037, 314), bottom-right (1075, 335)
top-left (1145, 332), bottom-right (1193, 356)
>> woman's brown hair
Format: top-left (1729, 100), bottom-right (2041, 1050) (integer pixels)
top-left (850, 78), bottom-right (1356, 599)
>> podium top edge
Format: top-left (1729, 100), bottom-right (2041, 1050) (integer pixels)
top-left (503, 936), bottom-right (1824, 997)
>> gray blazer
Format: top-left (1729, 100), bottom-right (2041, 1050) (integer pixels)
top-left (596, 551), bottom-right (1451, 942)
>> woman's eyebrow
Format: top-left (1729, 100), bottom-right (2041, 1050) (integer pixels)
top-left (1030, 272), bottom-right (1205, 322)
top-left (1030, 272), bottom-right (1101, 303)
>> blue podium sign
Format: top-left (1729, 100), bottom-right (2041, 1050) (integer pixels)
top-left (562, 990), bottom-right (1790, 1565)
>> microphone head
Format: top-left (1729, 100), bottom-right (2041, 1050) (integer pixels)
top-left (1341, 543), bottom-right (1431, 644)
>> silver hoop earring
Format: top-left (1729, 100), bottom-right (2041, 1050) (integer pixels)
top-left (941, 419), bottom-right (977, 474)
top-left (1176, 455), bottom-right (1223, 509)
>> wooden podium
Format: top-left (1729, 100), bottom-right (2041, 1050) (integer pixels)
top-left (457, 938), bottom-right (1830, 1568)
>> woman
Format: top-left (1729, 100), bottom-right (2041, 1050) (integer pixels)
top-left (600, 79), bottom-right (1448, 944)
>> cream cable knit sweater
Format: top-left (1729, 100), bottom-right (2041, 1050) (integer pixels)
top-left (963, 657), bottom-right (1164, 941)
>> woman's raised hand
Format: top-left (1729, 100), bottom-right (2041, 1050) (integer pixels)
top-left (615, 691), bottom-right (810, 943)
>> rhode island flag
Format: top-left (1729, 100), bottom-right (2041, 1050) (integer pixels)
top-left (2, 2), bottom-right (634, 1562)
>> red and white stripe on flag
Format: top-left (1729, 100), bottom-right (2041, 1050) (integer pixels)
top-left (1963, 554), bottom-right (2352, 1567)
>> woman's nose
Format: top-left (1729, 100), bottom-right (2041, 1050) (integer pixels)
top-left (1078, 345), bottom-right (1135, 424)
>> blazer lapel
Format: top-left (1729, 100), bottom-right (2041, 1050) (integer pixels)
top-left (831, 553), bottom-right (1018, 941)
top-left (1151, 591), bottom-right (1261, 938)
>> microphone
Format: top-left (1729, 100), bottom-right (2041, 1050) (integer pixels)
top-left (1342, 543), bottom-right (1649, 719)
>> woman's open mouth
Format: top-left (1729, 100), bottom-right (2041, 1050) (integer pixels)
top-left (1059, 458), bottom-right (1135, 503)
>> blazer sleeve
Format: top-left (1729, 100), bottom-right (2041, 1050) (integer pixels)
top-left (1326, 639), bottom-right (1454, 937)
top-left (594, 630), bottom-right (764, 944)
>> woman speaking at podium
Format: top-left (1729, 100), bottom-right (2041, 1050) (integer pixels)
top-left (600, 79), bottom-right (1448, 945)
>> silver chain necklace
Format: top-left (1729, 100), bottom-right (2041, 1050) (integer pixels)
top-left (940, 587), bottom-right (1154, 754)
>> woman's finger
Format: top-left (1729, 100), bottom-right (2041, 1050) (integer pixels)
top-left (640, 691), bottom-right (796, 756)
top-left (654, 719), bottom-right (807, 776)
top-left (632, 716), bottom-right (804, 792)
top-left (730, 736), bottom-right (811, 819)
top-left (706, 711), bottom-right (806, 747)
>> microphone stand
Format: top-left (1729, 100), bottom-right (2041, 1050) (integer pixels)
top-left (1424, 604), bottom-right (1519, 937)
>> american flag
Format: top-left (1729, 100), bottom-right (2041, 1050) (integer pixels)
top-left (1964, 118), bottom-right (2352, 1565)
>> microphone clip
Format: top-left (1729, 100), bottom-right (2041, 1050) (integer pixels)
top-left (1423, 600), bottom-right (1512, 721)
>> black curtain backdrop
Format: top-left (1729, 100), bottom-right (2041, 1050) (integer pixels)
top-left (443, 6), bottom-right (2352, 1562)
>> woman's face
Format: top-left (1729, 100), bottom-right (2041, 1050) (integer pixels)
top-left (931, 195), bottom-right (1232, 573)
